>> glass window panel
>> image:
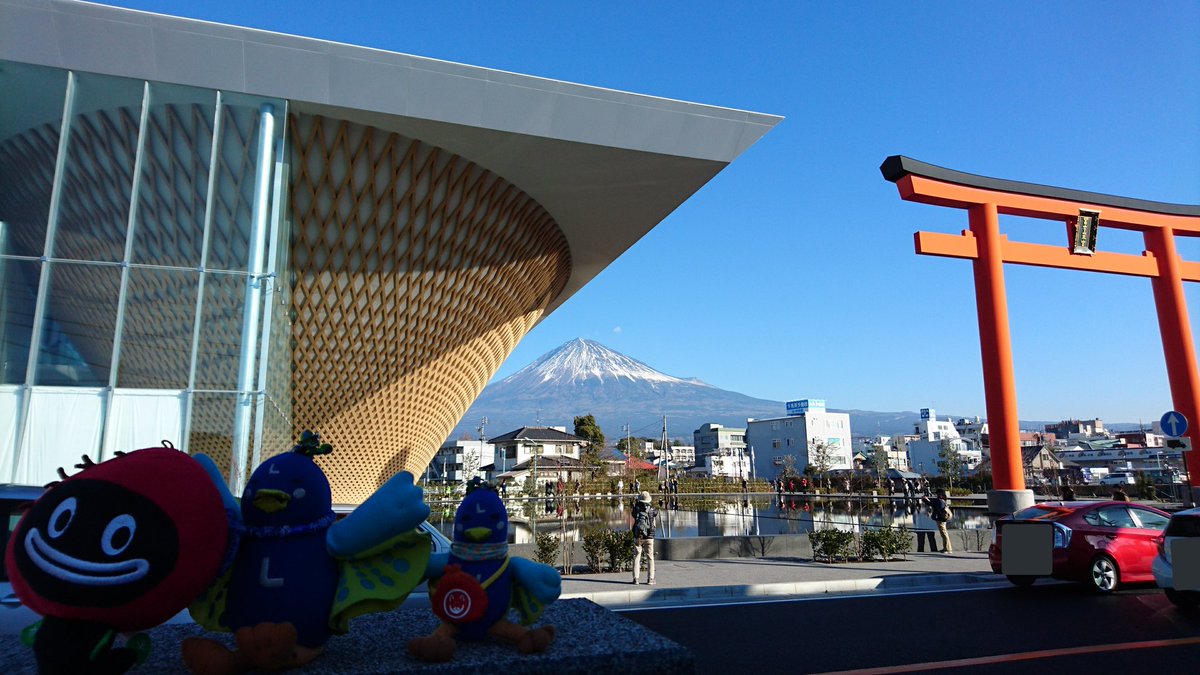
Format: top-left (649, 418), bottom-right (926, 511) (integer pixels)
top-left (36, 261), bottom-right (121, 386)
top-left (0, 62), bottom-right (66, 257)
top-left (193, 271), bottom-right (247, 391)
top-left (55, 73), bottom-right (143, 262)
top-left (0, 258), bottom-right (39, 384)
top-left (116, 267), bottom-right (199, 389)
top-left (132, 84), bottom-right (215, 268)
top-left (0, 385), bottom-right (23, 483)
top-left (16, 387), bottom-right (104, 486)
top-left (205, 101), bottom-right (259, 271)
top-left (188, 392), bottom-right (237, 483)
top-left (103, 389), bottom-right (185, 458)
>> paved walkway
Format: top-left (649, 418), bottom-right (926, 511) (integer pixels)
top-left (557, 550), bottom-right (1004, 609)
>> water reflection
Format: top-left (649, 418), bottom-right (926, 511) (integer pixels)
top-left (426, 496), bottom-right (996, 544)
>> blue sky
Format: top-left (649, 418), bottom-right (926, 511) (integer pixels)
top-left (101, 1), bottom-right (1200, 424)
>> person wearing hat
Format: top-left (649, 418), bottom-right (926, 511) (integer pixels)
top-left (631, 491), bottom-right (658, 585)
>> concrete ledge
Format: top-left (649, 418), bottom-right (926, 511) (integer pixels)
top-left (0, 599), bottom-right (691, 674)
top-left (562, 572), bottom-right (1005, 608)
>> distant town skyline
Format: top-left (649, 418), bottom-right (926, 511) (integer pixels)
top-left (100, 1), bottom-right (1200, 423)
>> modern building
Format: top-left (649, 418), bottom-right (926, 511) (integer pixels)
top-left (0, 1), bottom-right (779, 502)
top-left (747, 399), bottom-right (853, 479)
top-left (694, 423), bottom-right (745, 457)
top-left (428, 439), bottom-right (493, 485)
top-left (704, 447), bottom-right (752, 480)
top-left (905, 408), bottom-right (983, 478)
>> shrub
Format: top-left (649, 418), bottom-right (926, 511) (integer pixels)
top-left (534, 531), bottom-right (559, 567)
top-left (605, 528), bottom-right (635, 572)
top-left (582, 528), bottom-right (608, 572)
top-left (809, 528), bottom-right (855, 563)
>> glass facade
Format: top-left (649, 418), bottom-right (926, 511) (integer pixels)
top-left (0, 61), bottom-right (291, 488)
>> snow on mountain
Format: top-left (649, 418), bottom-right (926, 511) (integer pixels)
top-left (500, 337), bottom-right (705, 387)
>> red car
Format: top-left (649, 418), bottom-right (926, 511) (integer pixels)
top-left (988, 501), bottom-right (1170, 592)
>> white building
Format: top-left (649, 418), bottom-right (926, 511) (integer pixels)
top-left (651, 444), bottom-right (696, 468)
top-left (860, 435), bottom-right (910, 471)
top-left (906, 408), bottom-right (983, 477)
top-left (704, 447), bottom-right (752, 480)
top-left (747, 399), bottom-right (853, 479)
top-left (429, 439), bottom-right (493, 484)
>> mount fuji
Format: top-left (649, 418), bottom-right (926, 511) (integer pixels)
top-left (449, 338), bottom-right (929, 442)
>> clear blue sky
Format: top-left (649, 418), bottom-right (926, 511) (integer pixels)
top-left (101, 1), bottom-right (1200, 424)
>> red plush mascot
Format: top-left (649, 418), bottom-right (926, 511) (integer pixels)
top-left (5, 446), bottom-right (229, 674)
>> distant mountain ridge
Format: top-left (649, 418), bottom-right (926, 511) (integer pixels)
top-left (449, 338), bottom-right (1132, 443)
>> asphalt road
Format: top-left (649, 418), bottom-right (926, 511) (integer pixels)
top-left (624, 582), bottom-right (1200, 674)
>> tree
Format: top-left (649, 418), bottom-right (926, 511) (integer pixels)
top-left (872, 444), bottom-right (890, 487)
top-left (780, 454), bottom-right (798, 479)
top-left (809, 439), bottom-right (836, 491)
top-left (617, 436), bottom-right (650, 458)
top-left (938, 439), bottom-right (965, 492)
top-left (574, 414), bottom-right (605, 466)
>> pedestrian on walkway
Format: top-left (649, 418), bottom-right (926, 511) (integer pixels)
top-left (1061, 484), bottom-right (1075, 500)
top-left (926, 489), bottom-right (953, 553)
top-left (1111, 486), bottom-right (1129, 502)
top-left (631, 491), bottom-right (657, 585)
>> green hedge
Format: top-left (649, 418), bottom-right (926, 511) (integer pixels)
top-left (811, 526), bottom-right (911, 563)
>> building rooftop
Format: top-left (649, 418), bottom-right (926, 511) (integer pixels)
top-left (1, 0), bottom-right (782, 317)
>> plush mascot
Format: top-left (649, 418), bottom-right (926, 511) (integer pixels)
top-left (408, 478), bottom-right (560, 662)
top-left (4, 445), bottom-right (229, 674)
top-left (182, 431), bottom-right (431, 674)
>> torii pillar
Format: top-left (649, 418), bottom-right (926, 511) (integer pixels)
top-left (881, 156), bottom-right (1200, 513)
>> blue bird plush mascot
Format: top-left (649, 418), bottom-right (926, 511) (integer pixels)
top-left (182, 431), bottom-right (431, 674)
top-left (408, 478), bottom-right (560, 662)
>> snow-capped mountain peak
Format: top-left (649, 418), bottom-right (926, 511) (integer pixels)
top-left (501, 338), bottom-right (700, 386)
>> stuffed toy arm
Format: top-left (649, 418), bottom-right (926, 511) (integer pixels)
top-left (424, 552), bottom-right (449, 581)
top-left (193, 453), bottom-right (241, 523)
top-left (327, 471), bottom-right (431, 558)
top-left (509, 558), bottom-right (561, 605)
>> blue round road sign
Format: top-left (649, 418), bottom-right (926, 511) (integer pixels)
top-left (1161, 410), bottom-right (1188, 438)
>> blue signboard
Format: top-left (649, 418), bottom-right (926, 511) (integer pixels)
top-left (786, 399), bottom-right (825, 416)
top-left (1161, 410), bottom-right (1188, 438)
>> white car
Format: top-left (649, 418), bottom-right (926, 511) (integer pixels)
top-left (1152, 506), bottom-right (1200, 609)
top-left (1, 485), bottom-right (45, 635)
top-left (1099, 472), bottom-right (1136, 486)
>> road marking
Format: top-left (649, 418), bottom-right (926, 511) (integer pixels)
top-left (811, 636), bottom-right (1200, 674)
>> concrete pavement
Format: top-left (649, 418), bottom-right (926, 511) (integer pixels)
top-left (557, 550), bottom-right (1005, 609)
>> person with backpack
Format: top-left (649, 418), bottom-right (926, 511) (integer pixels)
top-left (631, 491), bottom-right (658, 585)
top-left (925, 488), bottom-right (953, 553)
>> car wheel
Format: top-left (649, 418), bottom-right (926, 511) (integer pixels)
top-left (1165, 588), bottom-right (1200, 610)
top-left (1089, 555), bottom-right (1120, 593)
top-left (1006, 575), bottom-right (1037, 587)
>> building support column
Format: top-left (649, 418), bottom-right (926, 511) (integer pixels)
top-left (969, 203), bottom-right (1033, 514)
top-left (230, 103), bottom-right (277, 495)
top-left (1146, 227), bottom-right (1200, 504)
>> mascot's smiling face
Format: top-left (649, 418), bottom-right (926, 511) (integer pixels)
top-left (4, 448), bottom-right (229, 631)
top-left (13, 479), bottom-right (177, 605)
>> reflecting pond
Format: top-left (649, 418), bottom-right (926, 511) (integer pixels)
top-left (427, 495), bottom-right (997, 545)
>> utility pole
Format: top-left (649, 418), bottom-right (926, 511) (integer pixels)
top-left (660, 415), bottom-right (669, 484)
top-left (478, 416), bottom-right (488, 482)
top-left (622, 423), bottom-right (631, 456)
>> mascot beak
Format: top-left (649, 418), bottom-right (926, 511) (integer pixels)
top-left (465, 526), bottom-right (492, 542)
top-left (253, 488), bottom-right (291, 513)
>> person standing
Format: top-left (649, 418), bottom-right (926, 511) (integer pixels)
top-left (1111, 486), bottom-right (1130, 502)
top-left (631, 491), bottom-right (658, 585)
top-left (925, 489), bottom-right (953, 553)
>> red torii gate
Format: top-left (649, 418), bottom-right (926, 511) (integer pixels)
top-left (882, 156), bottom-right (1200, 513)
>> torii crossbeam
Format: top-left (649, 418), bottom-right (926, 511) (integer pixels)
top-left (882, 156), bottom-right (1200, 513)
